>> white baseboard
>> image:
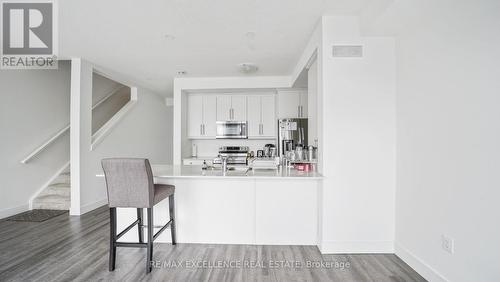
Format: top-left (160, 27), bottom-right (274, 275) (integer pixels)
top-left (79, 198), bottom-right (108, 215)
top-left (395, 243), bottom-right (448, 282)
top-left (320, 240), bottom-right (394, 254)
top-left (0, 204), bottom-right (29, 219)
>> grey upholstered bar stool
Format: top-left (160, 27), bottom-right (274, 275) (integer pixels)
top-left (102, 158), bottom-right (176, 273)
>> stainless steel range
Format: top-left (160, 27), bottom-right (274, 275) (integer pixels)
top-left (213, 146), bottom-right (249, 166)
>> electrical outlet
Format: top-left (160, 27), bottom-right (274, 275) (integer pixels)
top-left (441, 235), bottom-right (454, 254)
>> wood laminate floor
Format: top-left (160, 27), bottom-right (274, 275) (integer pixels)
top-left (0, 206), bottom-right (425, 282)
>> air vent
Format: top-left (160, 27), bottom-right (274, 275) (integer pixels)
top-left (332, 45), bottom-right (363, 58)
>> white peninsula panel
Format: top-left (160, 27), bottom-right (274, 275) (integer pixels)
top-left (255, 179), bottom-right (318, 245)
top-left (174, 178), bottom-right (255, 244)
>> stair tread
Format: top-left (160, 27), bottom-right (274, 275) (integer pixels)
top-left (47, 183), bottom-right (71, 188)
top-left (34, 195), bottom-right (70, 201)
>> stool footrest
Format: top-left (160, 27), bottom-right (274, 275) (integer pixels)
top-left (116, 242), bottom-right (148, 248)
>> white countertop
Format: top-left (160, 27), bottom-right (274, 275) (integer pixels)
top-left (182, 156), bottom-right (216, 160)
top-left (97, 165), bottom-right (323, 180)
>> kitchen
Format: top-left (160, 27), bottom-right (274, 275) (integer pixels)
top-left (114, 73), bottom-right (324, 246)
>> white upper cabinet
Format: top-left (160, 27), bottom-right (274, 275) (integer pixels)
top-left (187, 94), bottom-right (216, 138)
top-left (216, 95), bottom-right (247, 121)
top-left (247, 96), bottom-right (261, 137)
top-left (231, 95), bottom-right (247, 121)
top-left (203, 95), bottom-right (217, 137)
top-left (216, 95), bottom-right (231, 121)
top-left (260, 95), bottom-right (276, 137)
top-left (277, 89), bottom-right (308, 118)
top-left (247, 94), bottom-right (276, 138)
top-left (187, 94), bottom-right (203, 138)
top-left (188, 93), bottom-right (274, 139)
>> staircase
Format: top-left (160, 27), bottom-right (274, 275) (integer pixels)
top-left (32, 167), bottom-right (71, 210)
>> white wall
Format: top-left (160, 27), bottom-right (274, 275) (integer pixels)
top-left (0, 61), bottom-right (71, 218)
top-left (296, 16), bottom-right (397, 253)
top-left (92, 75), bottom-right (131, 134)
top-left (320, 17), bottom-right (396, 253)
top-left (71, 59), bottom-right (173, 215)
top-left (369, 1), bottom-right (500, 281)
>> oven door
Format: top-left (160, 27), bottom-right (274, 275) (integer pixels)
top-left (216, 121), bottom-right (248, 139)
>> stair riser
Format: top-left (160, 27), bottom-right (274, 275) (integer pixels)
top-left (39, 190), bottom-right (70, 197)
top-left (50, 175), bottom-right (71, 185)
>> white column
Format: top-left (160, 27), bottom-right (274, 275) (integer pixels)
top-left (70, 58), bottom-right (93, 216)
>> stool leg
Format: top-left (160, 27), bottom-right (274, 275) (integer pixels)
top-left (137, 208), bottom-right (143, 243)
top-left (109, 208), bottom-right (117, 271)
top-left (146, 208), bottom-right (153, 273)
top-left (169, 195), bottom-right (177, 245)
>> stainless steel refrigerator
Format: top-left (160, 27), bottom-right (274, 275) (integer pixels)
top-left (277, 118), bottom-right (308, 157)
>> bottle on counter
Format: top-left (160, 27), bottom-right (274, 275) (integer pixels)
top-left (308, 145), bottom-right (314, 161)
top-left (192, 143), bottom-right (197, 157)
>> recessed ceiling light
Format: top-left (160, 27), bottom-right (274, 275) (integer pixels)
top-left (245, 31), bottom-right (256, 39)
top-left (164, 34), bottom-right (176, 40)
top-left (238, 63), bottom-right (258, 74)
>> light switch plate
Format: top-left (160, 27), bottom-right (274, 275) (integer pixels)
top-left (442, 235), bottom-right (454, 254)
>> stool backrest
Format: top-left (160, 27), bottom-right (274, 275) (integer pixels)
top-left (102, 158), bottom-right (154, 208)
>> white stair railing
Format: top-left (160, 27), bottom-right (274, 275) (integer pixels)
top-left (20, 86), bottom-right (132, 163)
top-left (20, 125), bottom-right (70, 164)
top-left (92, 85), bottom-right (126, 109)
top-left (90, 87), bottom-right (137, 150)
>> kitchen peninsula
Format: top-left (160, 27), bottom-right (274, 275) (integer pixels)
top-left (98, 165), bottom-right (322, 246)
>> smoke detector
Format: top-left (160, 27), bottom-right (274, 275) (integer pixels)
top-left (238, 63), bottom-right (258, 74)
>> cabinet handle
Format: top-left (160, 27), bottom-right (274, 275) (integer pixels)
top-left (298, 106), bottom-right (301, 117)
top-left (203, 124), bottom-right (205, 135)
top-left (260, 124), bottom-right (263, 135)
top-left (200, 124), bottom-right (203, 135)
top-left (300, 106), bottom-right (303, 117)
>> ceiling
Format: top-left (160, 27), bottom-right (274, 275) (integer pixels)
top-left (59, 0), bottom-right (374, 96)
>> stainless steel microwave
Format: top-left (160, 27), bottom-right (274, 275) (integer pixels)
top-left (216, 121), bottom-right (248, 139)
